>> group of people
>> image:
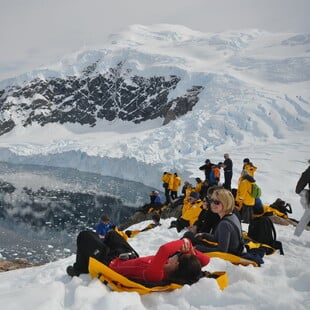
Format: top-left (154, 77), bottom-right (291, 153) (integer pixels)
top-left (161, 172), bottom-right (182, 204)
top-left (199, 153), bottom-right (233, 191)
top-left (66, 157), bottom-right (310, 288)
top-left (67, 212), bottom-right (210, 285)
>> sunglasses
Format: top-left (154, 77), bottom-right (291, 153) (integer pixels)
top-left (209, 199), bottom-right (221, 205)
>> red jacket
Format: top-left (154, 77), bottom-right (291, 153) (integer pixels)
top-left (109, 239), bottom-right (210, 283)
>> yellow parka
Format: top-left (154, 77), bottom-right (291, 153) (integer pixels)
top-left (181, 199), bottom-right (203, 226)
top-left (172, 176), bottom-right (182, 192)
top-left (195, 181), bottom-right (203, 194)
top-left (161, 173), bottom-right (171, 184)
top-left (236, 178), bottom-right (255, 208)
top-left (168, 174), bottom-right (175, 190)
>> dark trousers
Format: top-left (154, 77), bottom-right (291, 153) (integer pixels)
top-left (73, 230), bottom-right (138, 274)
top-left (241, 205), bottom-right (253, 224)
top-left (223, 171), bottom-right (233, 191)
top-left (171, 191), bottom-right (178, 200)
top-left (165, 188), bottom-right (171, 204)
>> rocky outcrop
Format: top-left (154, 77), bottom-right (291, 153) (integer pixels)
top-left (0, 63), bottom-right (204, 135)
top-left (0, 258), bottom-right (41, 272)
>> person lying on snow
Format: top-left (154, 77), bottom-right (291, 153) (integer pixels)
top-left (67, 229), bottom-right (210, 285)
top-left (183, 188), bottom-right (243, 256)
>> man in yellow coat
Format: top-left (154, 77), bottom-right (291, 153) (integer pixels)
top-left (171, 173), bottom-right (182, 200)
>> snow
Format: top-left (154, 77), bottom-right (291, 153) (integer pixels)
top-left (0, 217), bottom-right (309, 310)
top-left (0, 24), bottom-right (309, 309)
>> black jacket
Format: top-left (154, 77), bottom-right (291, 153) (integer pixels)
top-left (296, 166), bottom-right (310, 194)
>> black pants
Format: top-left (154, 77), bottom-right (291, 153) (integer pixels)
top-left (165, 188), bottom-right (171, 204)
top-left (223, 171), bottom-right (232, 191)
top-left (73, 230), bottom-right (138, 274)
top-left (241, 205), bottom-right (253, 224)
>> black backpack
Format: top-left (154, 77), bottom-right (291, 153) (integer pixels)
top-left (248, 216), bottom-right (284, 255)
top-left (269, 198), bottom-right (292, 215)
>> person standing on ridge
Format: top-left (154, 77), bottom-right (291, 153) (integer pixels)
top-left (171, 172), bottom-right (182, 200)
top-left (199, 159), bottom-right (214, 182)
top-left (294, 160), bottom-right (310, 237)
top-left (222, 153), bottom-right (233, 191)
top-left (162, 172), bottom-right (172, 204)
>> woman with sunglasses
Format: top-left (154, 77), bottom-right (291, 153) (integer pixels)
top-left (67, 229), bottom-right (210, 285)
top-left (184, 188), bottom-right (243, 255)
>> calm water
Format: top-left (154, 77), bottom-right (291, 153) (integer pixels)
top-left (0, 162), bottom-right (156, 263)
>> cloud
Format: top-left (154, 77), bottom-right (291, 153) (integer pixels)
top-left (0, 0), bottom-right (309, 81)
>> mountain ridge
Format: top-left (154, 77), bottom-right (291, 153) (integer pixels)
top-left (0, 24), bottom-right (309, 189)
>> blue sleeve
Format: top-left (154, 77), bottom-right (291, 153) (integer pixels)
top-left (154, 196), bottom-right (163, 203)
top-left (96, 223), bottom-right (103, 234)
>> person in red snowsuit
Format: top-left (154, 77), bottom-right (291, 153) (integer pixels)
top-left (67, 230), bottom-right (210, 285)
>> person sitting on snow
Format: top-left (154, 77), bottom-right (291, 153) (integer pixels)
top-left (169, 192), bottom-right (203, 232)
top-left (183, 188), bottom-right (243, 256)
top-left (95, 214), bottom-right (114, 240)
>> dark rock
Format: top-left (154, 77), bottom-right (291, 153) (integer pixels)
top-left (0, 63), bottom-right (204, 135)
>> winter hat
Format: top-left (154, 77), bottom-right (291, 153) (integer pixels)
top-left (189, 192), bottom-right (199, 199)
top-left (243, 158), bottom-right (250, 163)
top-left (205, 159), bottom-right (210, 163)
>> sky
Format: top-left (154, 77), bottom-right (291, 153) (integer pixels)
top-left (0, 217), bottom-right (309, 309)
top-left (0, 0), bottom-right (310, 81)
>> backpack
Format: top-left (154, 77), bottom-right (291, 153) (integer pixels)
top-left (247, 216), bottom-right (284, 255)
top-left (250, 183), bottom-right (262, 199)
top-left (209, 170), bottom-right (216, 184)
top-left (269, 198), bottom-right (292, 215)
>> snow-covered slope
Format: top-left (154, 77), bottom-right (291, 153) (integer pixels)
top-left (0, 218), bottom-right (309, 310)
top-left (0, 24), bottom-right (309, 201)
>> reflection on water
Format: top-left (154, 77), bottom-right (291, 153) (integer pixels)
top-left (0, 162), bottom-right (158, 263)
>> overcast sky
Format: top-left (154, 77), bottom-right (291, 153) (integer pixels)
top-left (0, 0), bottom-right (309, 81)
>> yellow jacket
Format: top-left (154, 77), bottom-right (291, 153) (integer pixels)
top-left (181, 200), bottom-right (203, 226)
top-left (195, 182), bottom-right (202, 193)
top-left (168, 174), bottom-right (175, 190)
top-left (172, 176), bottom-right (182, 191)
top-left (236, 178), bottom-right (255, 207)
top-left (162, 173), bottom-right (171, 184)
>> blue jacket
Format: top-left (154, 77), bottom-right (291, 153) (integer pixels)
top-left (95, 222), bottom-right (113, 237)
top-left (154, 195), bottom-right (163, 204)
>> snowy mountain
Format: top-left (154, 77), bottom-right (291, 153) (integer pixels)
top-left (0, 24), bottom-right (309, 198)
top-left (0, 24), bottom-right (309, 310)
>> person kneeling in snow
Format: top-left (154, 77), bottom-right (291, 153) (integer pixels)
top-left (67, 230), bottom-right (210, 285)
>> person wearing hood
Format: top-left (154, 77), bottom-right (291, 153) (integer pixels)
top-left (242, 158), bottom-right (257, 177)
top-left (236, 169), bottom-right (256, 223)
